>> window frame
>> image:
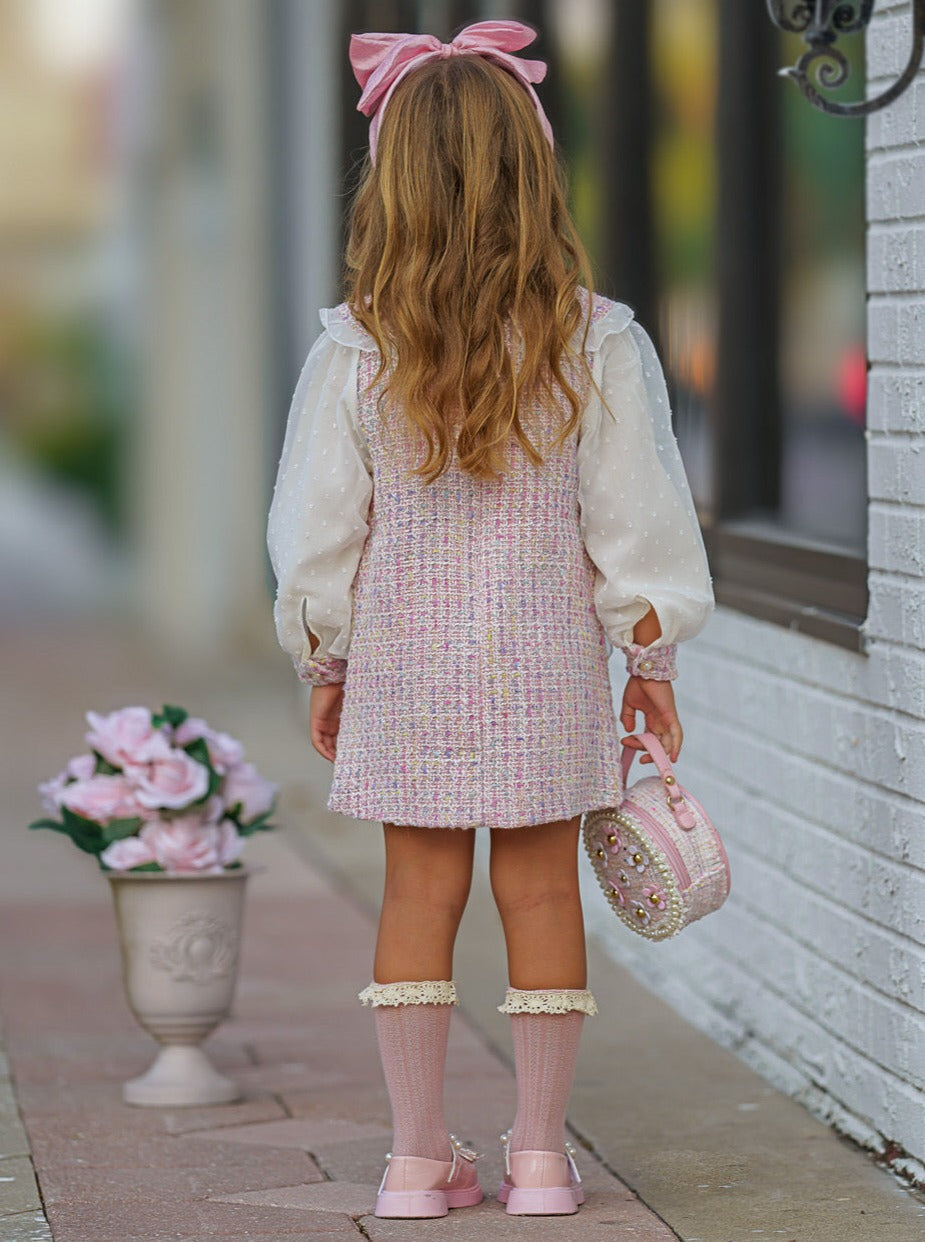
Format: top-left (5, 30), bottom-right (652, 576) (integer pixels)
top-left (600, 0), bottom-right (870, 654)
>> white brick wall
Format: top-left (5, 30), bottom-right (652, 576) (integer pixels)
top-left (586, 3), bottom-right (925, 1183)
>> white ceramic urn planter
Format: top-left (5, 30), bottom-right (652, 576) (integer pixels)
top-left (108, 866), bottom-right (258, 1106)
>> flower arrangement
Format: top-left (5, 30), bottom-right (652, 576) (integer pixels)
top-left (30, 704), bottom-right (278, 873)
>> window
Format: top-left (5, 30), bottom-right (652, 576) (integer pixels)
top-left (552, 0), bottom-right (869, 650)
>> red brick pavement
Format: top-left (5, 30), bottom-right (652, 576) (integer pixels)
top-left (0, 832), bottom-right (674, 1241)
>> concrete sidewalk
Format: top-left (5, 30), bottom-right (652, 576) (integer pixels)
top-left (1, 622), bottom-right (922, 1241)
top-left (0, 827), bottom-right (677, 1241)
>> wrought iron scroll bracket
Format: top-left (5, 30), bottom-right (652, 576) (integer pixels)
top-left (767, 0), bottom-right (925, 116)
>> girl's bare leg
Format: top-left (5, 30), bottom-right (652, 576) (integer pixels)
top-left (374, 823), bottom-right (476, 983)
top-left (489, 815), bottom-right (587, 989)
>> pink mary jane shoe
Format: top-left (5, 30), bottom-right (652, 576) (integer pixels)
top-left (375, 1133), bottom-right (483, 1219)
top-left (497, 1130), bottom-right (584, 1216)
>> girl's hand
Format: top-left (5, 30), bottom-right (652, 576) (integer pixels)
top-left (309, 684), bottom-right (344, 762)
top-left (619, 676), bottom-right (682, 764)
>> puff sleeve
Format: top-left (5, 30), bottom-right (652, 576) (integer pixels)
top-left (266, 324), bottom-right (373, 686)
top-left (577, 312), bottom-right (714, 657)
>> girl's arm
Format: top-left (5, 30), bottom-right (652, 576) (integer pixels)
top-left (577, 312), bottom-right (714, 665)
top-left (266, 327), bottom-right (373, 686)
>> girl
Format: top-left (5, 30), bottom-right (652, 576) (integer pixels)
top-left (267, 19), bottom-right (713, 1221)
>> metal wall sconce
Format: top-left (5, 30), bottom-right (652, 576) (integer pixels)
top-left (767, 0), bottom-right (925, 116)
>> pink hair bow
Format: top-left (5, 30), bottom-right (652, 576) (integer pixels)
top-left (349, 20), bottom-right (554, 163)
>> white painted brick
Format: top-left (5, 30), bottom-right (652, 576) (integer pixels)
top-left (866, 151), bottom-right (925, 221)
top-left (716, 856), bottom-right (925, 1013)
top-left (865, 573), bottom-right (925, 645)
top-left (686, 950), bottom-right (925, 1156)
top-left (677, 650), bottom-right (925, 800)
top-left (868, 434), bottom-right (925, 501)
top-left (683, 608), bottom-right (925, 719)
top-left (866, 368), bottom-right (925, 433)
top-left (866, 76), bottom-right (923, 150)
top-left (697, 895), bottom-right (925, 1091)
top-left (869, 501), bottom-right (925, 575)
top-left (866, 10), bottom-right (916, 82)
top-left (587, 912), bottom-right (925, 1158)
top-left (678, 713), bottom-right (925, 871)
top-left (867, 300), bottom-right (901, 362)
top-left (867, 297), bottom-right (925, 364)
top-left (692, 772), bottom-right (925, 943)
top-left (867, 223), bottom-right (925, 292)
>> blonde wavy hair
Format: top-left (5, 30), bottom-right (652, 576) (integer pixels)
top-left (343, 51), bottom-right (599, 483)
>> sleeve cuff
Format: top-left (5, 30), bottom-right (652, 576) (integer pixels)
top-left (296, 655), bottom-right (348, 686)
top-left (621, 642), bottom-right (678, 681)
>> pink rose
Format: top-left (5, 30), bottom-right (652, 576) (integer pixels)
top-left (173, 718), bottom-right (245, 773)
top-left (216, 820), bottom-right (246, 867)
top-left (59, 775), bottom-right (142, 824)
top-left (100, 835), bottom-right (157, 871)
top-left (139, 815), bottom-right (239, 873)
top-left (222, 762), bottom-right (277, 823)
top-left (85, 707), bottom-right (170, 770)
top-left (38, 771), bottom-right (69, 814)
top-left (38, 753), bottom-right (99, 814)
top-left (67, 753), bottom-right (98, 781)
top-left (129, 749), bottom-right (211, 811)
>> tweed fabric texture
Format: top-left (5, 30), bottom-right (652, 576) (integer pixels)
top-left (622, 641), bottom-right (678, 680)
top-left (267, 287), bottom-right (715, 828)
top-left (327, 295), bottom-right (624, 828)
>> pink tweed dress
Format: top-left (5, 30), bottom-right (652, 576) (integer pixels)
top-left (267, 289), bottom-right (714, 829)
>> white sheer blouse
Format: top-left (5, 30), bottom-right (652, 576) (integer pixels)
top-left (266, 301), bottom-right (714, 677)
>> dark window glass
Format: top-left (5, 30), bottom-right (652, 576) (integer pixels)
top-left (777, 30), bottom-right (867, 553)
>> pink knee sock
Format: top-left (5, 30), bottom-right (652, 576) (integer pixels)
top-left (361, 982), bottom-right (456, 1161)
top-left (498, 988), bottom-right (597, 1156)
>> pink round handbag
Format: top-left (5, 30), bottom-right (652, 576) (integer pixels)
top-left (581, 731), bottom-right (731, 940)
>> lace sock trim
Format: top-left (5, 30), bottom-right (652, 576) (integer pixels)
top-left (498, 987), bottom-right (598, 1017)
top-left (358, 979), bottom-right (459, 1008)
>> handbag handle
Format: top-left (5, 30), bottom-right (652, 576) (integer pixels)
top-left (621, 731), bottom-right (697, 830)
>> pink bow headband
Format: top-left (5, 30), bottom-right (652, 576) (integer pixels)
top-left (349, 19), bottom-right (554, 165)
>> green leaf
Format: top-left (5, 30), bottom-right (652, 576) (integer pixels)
top-left (92, 752), bottom-right (119, 775)
top-left (60, 805), bottom-right (100, 832)
top-left (60, 806), bottom-right (105, 855)
top-left (238, 810), bottom-right (276, 837)
top-left (28, 817), bottom-right (67, 833)
top-left (101, 816), bottom-right (144, 845)
top-left (181, 737), bottom-right (221, 802)
top-left (153, 704), bottom-right (188, 730)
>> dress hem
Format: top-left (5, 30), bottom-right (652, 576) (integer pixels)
top-left (326, 789), bottom-right (625, 830)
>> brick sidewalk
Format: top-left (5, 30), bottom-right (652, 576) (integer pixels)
top-left (2, 622), bottom-right (922, 1241)
top-left (0, 831), bottom-right (675, 1241)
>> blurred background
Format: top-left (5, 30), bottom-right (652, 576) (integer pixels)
top-left (0, 0), bottom-right (867, 664)
top-left (12, 6), bottom-right (925, 1199)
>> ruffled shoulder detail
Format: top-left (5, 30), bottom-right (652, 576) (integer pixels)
top-left (320, 291), bottom-right (633, 354)
top-left (318, 302), bottom-right (378, 352)
top-left (573, 287), bottom-right (635, 353)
